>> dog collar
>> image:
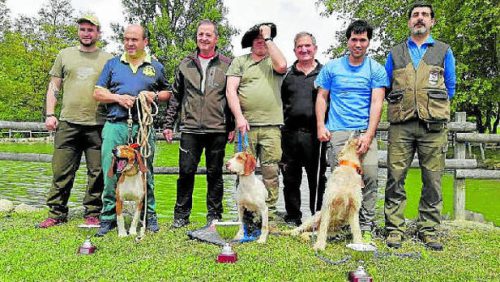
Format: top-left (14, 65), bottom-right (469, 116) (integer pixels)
top-left (339, 160), bottom-right (363, 175)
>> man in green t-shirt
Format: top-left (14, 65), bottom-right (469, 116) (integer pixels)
top-left (37, 15), bottom-right (113, 228)
top-left (226, 23), bottom-right (287, 218)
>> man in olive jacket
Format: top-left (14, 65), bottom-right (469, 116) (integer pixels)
top-left (163, 20), bottom-right (234, 228)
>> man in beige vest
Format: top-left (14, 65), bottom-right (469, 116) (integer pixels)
top-left (384, 2), bottom-right (456, 250)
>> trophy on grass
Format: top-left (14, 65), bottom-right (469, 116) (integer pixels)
top-left (77, 222), bottom-right (100, 255)
top-left (214, 221), bottom-right (242, 263)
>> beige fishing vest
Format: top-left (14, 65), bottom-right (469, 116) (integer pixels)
top-left (387, 40), bottom-right (450, 124)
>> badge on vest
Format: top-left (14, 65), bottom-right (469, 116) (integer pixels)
top-left (428, 70), bottom-right (439, 86)
top-left (143, 66), bottom-right (156, 77)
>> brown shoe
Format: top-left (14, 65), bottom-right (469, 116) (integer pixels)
top-left (36, 217), bottom-right (67, 228)
top-left (419, 233), bottom-right (443, 251)
top-left (386, 232), bottom-right (402, 249)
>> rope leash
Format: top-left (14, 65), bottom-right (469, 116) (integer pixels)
top-left (130, 91), bottom-right (158, 242)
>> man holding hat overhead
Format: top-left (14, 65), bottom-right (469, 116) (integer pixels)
top-left (226, 23), bottom-right (287, 219)
top-left (37, 14), bottom-right (113, 228)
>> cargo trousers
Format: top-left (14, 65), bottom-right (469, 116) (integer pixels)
top-left (385, 119), bottom-right (447, 236)
top-left (46, 121), bottom-right (103, 219)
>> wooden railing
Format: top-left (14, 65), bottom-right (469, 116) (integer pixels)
top-left (0, 112), bottom-right (499, 221)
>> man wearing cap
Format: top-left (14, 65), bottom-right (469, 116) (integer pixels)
top-left (93, 24), bottom-right (171, 236)
top-left (226, 23), bottom-right (287, 218)
top-left (37, 15), bottom-right (113, 228)
top-left (163, 20), bottom-right (234, 229)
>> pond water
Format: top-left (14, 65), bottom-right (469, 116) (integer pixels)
top-left (0, 160), bottom-right (316, 222)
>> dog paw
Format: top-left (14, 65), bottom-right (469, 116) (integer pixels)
top-left (290, 230), bottom-right (300, 236)
top-left (118, 232), bottom-right (128, 237)
top-left (257, 238), bottom-right (267, 244)
top-left (313, 241), bottom-right (326, 251)
top-left (129, 230), bottom-right (137, 236)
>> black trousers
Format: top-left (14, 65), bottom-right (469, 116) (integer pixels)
top-left (174, 132), bottom-right (227, 221)
top-left (280, 129), bottom-right (327, 219)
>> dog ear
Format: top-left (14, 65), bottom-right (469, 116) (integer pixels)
top-left (243, 152), bottom-right (257, 175)
top-left (108, 156), bottom-right (116, 177)
top-left (135, 150), bottom-right (148, 173)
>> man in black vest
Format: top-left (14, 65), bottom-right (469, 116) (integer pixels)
top-left (384, 2), bottom-right (456, 250)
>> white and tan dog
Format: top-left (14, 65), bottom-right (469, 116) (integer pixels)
top-left (290, 138), bottom-right (364, 250)
top-left (226, 152), bottom-right (269, 243)
top-left (108, 144), bottom-right (147, 237)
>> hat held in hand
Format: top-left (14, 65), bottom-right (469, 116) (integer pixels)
top-left (241, 23), bottom-right (277, 49)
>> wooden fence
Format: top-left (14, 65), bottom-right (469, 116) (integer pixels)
top-left (0, 112), bottom-right (499, 221)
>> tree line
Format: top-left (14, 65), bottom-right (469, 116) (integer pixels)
top-left (0, 0), bottom-right (497, 133)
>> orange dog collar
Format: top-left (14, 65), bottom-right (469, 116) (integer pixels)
top-left (339, 160), bottom-right (363, 175)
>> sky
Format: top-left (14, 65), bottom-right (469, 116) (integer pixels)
top-left (6, 0), bottom-right (344, 64)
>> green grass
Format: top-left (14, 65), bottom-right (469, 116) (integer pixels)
top-left (0, 212), bottom-right (498, 281)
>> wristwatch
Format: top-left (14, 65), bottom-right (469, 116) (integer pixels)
top-left (264, 37), bottom-right (273, 42)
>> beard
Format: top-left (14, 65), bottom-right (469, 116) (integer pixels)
top-left (411, 26), bottom-right (428, 35)
top-left (79, 39), bottom-right (96, 47)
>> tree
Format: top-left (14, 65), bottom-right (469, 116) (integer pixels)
top-left (0, 0), bottom-right (10, 37)
top-left (317, 0), bottom-right (499, 133)
top-left (113, 0), bottom-right (237, 127)
top-left (0, 0), bottom-right (77, 121)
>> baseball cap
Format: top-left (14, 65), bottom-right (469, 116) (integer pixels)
top-left (76, 14), bottom-right (100, 27)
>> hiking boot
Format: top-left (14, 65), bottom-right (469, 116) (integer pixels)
top-left (386, 232), bottom-right (402, 249)
top-left (146, 214), bottom-right (160, 233)
top-left (95, 220), bottom-right (116, 237)
top-left (36, 217), bottom-right (67, 228)
top-left (419, 233), bottom-right (443, 251)
top-left (284, 215), bottom-right (302, 227)
top-left (172, 218), bottom-right (190, 229)
top-left (362, 230), bottom-right (373, 244)
top-left (83, 216), bottom-right (100, 226)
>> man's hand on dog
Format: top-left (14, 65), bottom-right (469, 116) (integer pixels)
top-left (356, 134), bottom-right (373, 155)
top-left (45, 116), bottom-right (58, 131)
top-left (162, 129), bottom-right (174, 143)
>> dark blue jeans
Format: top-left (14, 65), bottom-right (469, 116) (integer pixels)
top-left (174, 132), bottom-right (227, 221)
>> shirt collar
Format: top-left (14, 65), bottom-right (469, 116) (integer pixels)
top-left (120, 52), bottom-right (152, 64)
top-left (407, 35), bottom-right (435, 47)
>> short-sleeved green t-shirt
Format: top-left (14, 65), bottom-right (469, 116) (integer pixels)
top-left (226, 54), bottom-right (283, 126)
top-left (49, 47), bottom-right (113, 125)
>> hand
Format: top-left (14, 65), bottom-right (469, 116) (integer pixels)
top-left (227, 130), bottom-right (235, 143)
top-left (117, 94), bottom-right (136, 109)
top-left (259, 24), bottom-right (271, 39)
top-left (317, 125), bottom-right (331, 142)
top-left (45, 116), bottom-right (58, 131)
top-left (236, 116), bottom-right (250, 135)
top-left (162, 129), bottom-right (174, 143)
top-left (356, 133), bottom-right (373, 155)
top-left (140, 90), bottom-right (156, 104)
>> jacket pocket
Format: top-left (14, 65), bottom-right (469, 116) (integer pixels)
top-left (426, 89), bottom-right (450, 122)
top-left (387, 89), bottom-right (404, 123)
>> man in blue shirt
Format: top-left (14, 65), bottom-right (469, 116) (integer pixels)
top-left (93, 24), bottom-right (171, 236)
top-left (384, 3), bottom-right (456, 251)
top-left (316, 20), bottom-right (389, 243)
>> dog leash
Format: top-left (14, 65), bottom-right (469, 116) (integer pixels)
top-left (237, 131), bottom-right (249, 152)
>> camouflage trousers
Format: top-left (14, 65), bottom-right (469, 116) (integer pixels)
top-left (385, 119), bottom-right (447, 236)
top-left (328, 130), bottom-right (379, 231)
top-left (238, 126), bottom-right (282, 215)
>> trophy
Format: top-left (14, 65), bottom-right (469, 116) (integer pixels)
top-left (77, 223), bottom-right (100, 255)
top-left (214, 221), bottom-right (242, 263)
